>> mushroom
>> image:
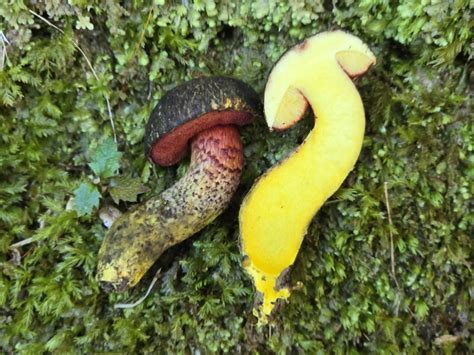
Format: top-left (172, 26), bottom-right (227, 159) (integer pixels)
top-left (239, 31), bottom-right (376, 323)
top-left (97, 76), bottom-right (262, 292)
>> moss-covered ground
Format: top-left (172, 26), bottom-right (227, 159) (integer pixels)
top-left (1, 1), bottom-right (472, 353)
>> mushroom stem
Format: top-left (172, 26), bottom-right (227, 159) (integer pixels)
top-left (97, 125), bottom-right (243, 292)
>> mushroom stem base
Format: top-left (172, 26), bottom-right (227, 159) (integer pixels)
top-left (96, 125), bottom-right (243, 292)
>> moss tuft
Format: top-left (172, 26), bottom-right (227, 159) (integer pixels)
top-left (0, 1), bottom-right (472, 352)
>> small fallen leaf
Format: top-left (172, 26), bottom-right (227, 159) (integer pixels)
top-left (73, 182), bottom-right (101, 216)
top-left (109, 176), bottom-right (148, 204)
top-left (88, 138), bottom-right (122, 179)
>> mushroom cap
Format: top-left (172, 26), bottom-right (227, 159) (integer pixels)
top-left (145, 76), bottom-right (262, 166)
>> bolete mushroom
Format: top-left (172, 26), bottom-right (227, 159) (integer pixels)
top-left (239, 31), bottom-right (376, 323)
top-left (97, 76), bottom-right (261, 292)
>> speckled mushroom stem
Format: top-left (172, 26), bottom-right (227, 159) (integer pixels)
top-left (97, 125), bottom-right (243, 292)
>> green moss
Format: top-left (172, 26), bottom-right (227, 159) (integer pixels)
top-left (0, 0), bottom-right (472, 353)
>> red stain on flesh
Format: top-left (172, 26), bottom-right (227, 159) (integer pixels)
top-left (273, 89), bottom-right (309, 131)
top-left (150, 111), bottom-right (253, 166)
top-left (336, 57), bottom-right (375, 79)
top-left (342, 65), bottom-right (373, 80)
top-left (296, 39), bottom-right (308, 51)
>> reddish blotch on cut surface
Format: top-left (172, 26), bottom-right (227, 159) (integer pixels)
top-left (271, 88), bottom-right (309, 132)
top-left (149, 111), bottom-right (253, 166)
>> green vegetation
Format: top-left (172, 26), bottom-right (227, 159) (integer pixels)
top-left (1, 0), bottom-right (472, 352)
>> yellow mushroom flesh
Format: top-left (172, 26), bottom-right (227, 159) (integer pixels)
top-left (239, 31), bottom-right (376, 323)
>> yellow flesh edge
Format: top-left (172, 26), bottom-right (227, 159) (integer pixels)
top-left (239, 31), bottom-right (375, 323)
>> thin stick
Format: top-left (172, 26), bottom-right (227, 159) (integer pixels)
top-left (0, 32), bottom-right (10, 45)
top-left (28, 9), bottom-right (117, 142)
top-left (114, 269), bottom-right (161, 309)
top-left (9, 237), bottom-right (35, 249)
top-left (0, 31), bottom-right (10, 70)
top-left (384, 182), bottom-right (400, 290)
top-left (129, 5), bottom-right (155, 66)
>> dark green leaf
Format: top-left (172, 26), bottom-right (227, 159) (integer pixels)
top-left (109, 176), bottom-right (148, 204)
top-left (88, 138), bottom-right (122, 179)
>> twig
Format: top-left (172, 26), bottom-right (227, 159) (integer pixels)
top-left (9, 237), bottom-right (35, 249)
top-left (0, 31), bottom-right (10, 70)
top-left (28, 9), bottom-right (117, 142)
top-left (384, 182), bottom-right (400, 290)
top-left (128, 5), bottom-right (155, 67)
top-left (114, 269), bottom-right (161, 309)
top-left (146, 79), bottom-right (153, 101)
top-left (9, 247), bottom-right (22, 266)
top-left (0, 31), bottom-right (10, 45)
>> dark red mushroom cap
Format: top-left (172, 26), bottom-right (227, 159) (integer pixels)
top-left (144, 76), bottom-right (262, 166)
